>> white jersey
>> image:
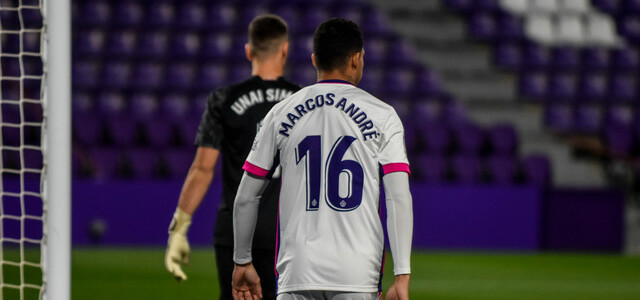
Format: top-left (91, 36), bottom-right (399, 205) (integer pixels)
top-left (243, 80), bottom-right (410, 293)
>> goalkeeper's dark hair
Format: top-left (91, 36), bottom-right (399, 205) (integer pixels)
top-left (248, 14), bottom-right (289, 56)
top-left (313, 18), bottom-right (363, 72)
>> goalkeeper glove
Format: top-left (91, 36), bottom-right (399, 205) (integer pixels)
top-left (165, 208), bottom-right (192, 282)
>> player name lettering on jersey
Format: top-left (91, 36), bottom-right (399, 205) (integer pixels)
top-left (231, 88), bottom-right (294, 115)
top-left (278, 92), bottom-right (379, 140)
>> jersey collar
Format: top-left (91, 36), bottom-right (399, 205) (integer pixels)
top-left (317, 79), bottom-right (354, 86)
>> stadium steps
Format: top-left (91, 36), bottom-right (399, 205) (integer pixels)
top-left (370, 0), bottom-right (608, 187)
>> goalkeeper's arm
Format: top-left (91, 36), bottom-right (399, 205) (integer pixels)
top-left (165, 147), bottom-right (219, 281)
top-left (383, 171), bottom-right (413, 300)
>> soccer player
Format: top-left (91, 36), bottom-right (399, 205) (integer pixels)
top-left (231, 18), bottom-right (413, 300)
top-left (164, 14), bottom-right (300, 300)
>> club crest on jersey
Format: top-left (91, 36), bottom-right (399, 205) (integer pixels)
top-left (231, 88), bottom-right (293, 115)
top-left (278, 93), bottom-right (379, 141)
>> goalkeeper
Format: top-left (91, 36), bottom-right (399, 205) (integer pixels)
top-left (165, 14), bottom-right (300, 300)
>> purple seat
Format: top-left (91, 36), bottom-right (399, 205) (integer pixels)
top-left (475, 0), bottom-right (499, 10)
top-left (274, 6), bottom-right (300, 33)
top-left (548, 72), bottom-right (578, 100)
top-left (197, 64), bottom-right (228, 89)
top-left (113, 2), bottom-right (144, 26)
top-left (468, 12), bottom-right (496, 40)
top-left (73, 60), bottom-right (100, 89)
top-left (201, 33), bottom-right (233, 58)
top-left (106, 117), bottom-right (139, 147)
top-left (413, 68), bottom-right (443, 97)
top-left (228, 64), bottom-right (252, 83)
top-left (301, 7), bottom-right (330, 32)
top-left (357, 66), bottom-right (383, 95)
top-left (445, 0), bottom-right (473, 11)
top-left (126, 149), bottom-right (160, 179)
top-left (207, 3), bottom-right (237, 29)
top-left (419, 123), bottom-right (452, 154)
top-left (386, 39), bottom-right (416, 66)
top-left (591, 0), bottom-right (622, 13)
top-left (604, 122), bottom-right (634, 156)
top-left (604, 105), bottom-right (634, 128)
top-left (488, 155), bottom-right (517, 185)
top-left (579, 72), bottom-right (608, 101)
top-left (494, 42), bottom-right (521, 69)
top-left (608, 74), bottom-right (637, 101)
top-left (626, 0), bottom-right (640, 12)
top-left (137, 31), bottom-right (169, 58)
top-left (106, 30), bottom-right (137, 56)
top-left (519, 71), bottom-right (548, 100)
top-left (102, 62), bottom-right (132, 89)
top-left (164, 63), bottom-right (196, 89)
top-left (414, 100), bottom-right (444, 125)
top-left (142, 120), bottom-right (175, 148)
top-left (582, 48), bottom-right (610, 70)
top-left (160, 93), bottom-right (190, 120)
top-left (415, 153), bottom-right (448, 183)
top-left (574, 104), bottom-right (603, 134)
top-left (129, 92), bottom-right (158, 121)
top-left (72, 90), bottom-right (94, 114)
top-left (551, 47), bottom-right (581, 70)
top-left (522, 154), bottom-right (551, 186)
top-left (523, 43), bottom-right (551, 69)
top-left (497, 12), bottom-right (523, 40)
top-left (610, 48), bottom-right (639, 71)
top-left (452, 154), bottom-right (484, 184)
top-left (163, 149), bottom-right (195, 179)
top-left (74, 30), bottom-right (106, 56)
top-left (544, 103), bottom-right (573, 132)
top-left (175, 3), bottom-right (206, 29)
top-left (363, 38), bottom-right (387, 65)
top-left (97, 91), bottom-right (126, 116)
top-left (489, 123), bottom-right (518, 156)
top-left (90, 148), bottom-right (122, 180)
top-left (80, 1), bottom-right (110, 26)
top-left (384, 68), bottom-right (414, 95)
top-left (133, 62), bottom-right (164, 89)
top-left (442, 100), bottom-right (471, 126)
top-left (619, 16), bottom-right (640, 43)
top-left (146, 3), bottom-right (175, 27)
top-left (73, 115), bottom-right (103, 146)
top-left (176, 118), bottom-right (201, 147)
top-left (170, 33), bottom-right (200, 57)
top-left (453, 122), bottom-right (486, 155)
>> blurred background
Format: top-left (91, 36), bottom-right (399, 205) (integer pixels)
top-left (2, 0), bottom-right (640, 298)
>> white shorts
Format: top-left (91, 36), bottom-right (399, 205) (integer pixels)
top-left (276, 290), bottom-right (380, 300)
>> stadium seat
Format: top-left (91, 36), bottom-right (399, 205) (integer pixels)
top-left (584, 13), bottom-right (619, 46)
top-left (453, 122), bottom-right (486, 155)
top-left (608, 73), bottom-right (637, 101)
top-left (489, 123), bottom-right (518, 155)
top-left (175, 3), bottom-right (206, 29)
top-left (547, 72), bottom-right (578, 100)
top-left (603, 122), bottom-right (634, 156)
top-left (175, 118), bottom-right (201, 147)
top-left (112, 2), bottom-right (144, 26)
top-left (619, 16), bottom-right (640, 43)
top-left (497, 12), bottom-right (524, 40)
top-left (519, 71), bottom-right (548, 100)
top-left (106, 117), bottom-right (139, 147)
top-left (522, 43), bottom-right (551, 69)
top-left (574, 103), bottom-right (603, 134)
top-left (488, 155), bottom-right (518, 185)
top-left (493, 42), bottom-right (522, 69)
top-left (142, 119), bottom-right (176, 148)
top-left (97, 91), bottom-right (127, 116)
top-left (500, 0), bottom-right (529, 14)
top-left (581, 48), bottom-right (610, 70)
top-left (522, 154), bottom-right (551, 186)
top-left (414, 100), bottom-right (444, 124)
top-left (591, 0), bottom-right (621, 14)
top-left (72, 91), bottom-right (95, 115)
top-left (136, 31), bottom-right (169, 58)
top-left (578, 72), bottom-right (608, 101)
top-left (132, 62), bottom-right (164, 89)
top-left (201, 33), bottom-right (233, 59)
top-left (610, 48), bottom-right (639, 71)
top-left (162, 149), bottom-right (194, 179)
top-left (164, 62), bottom-right (196, 90)
top-left (80, 1), bottom-right (111, 26)
top-left (106, 30), bottom-right (137, 56)
top-left (196, 64), bottom-right (228, 90)
top-left (551, 47), bottom-right (580, 70)
top-left (74, 30), bottom-right (106, 56)
top-left (145, 2), bottom-right (175, 27)
top-left (415, 153), bottom-right (449, 183)
top-left (126, 148), bottom-right (161, 179)
top-left (544, 103), bottom-right (573, 132)
top-left (384, 68), bottom-right (414, 95)
top-left (90, 148), bottom-right (123, 179)
top-left (207, 3), bottom-right (237, 30)
top-left (129, 92), bottom-right (159, 121)
top-left (102, 61), bottom-right (132, 89)
top-left (419, 123), bottom-right (452, 154)
top-left (452, 154), bottom-right (484, 184)
top-left (557, 0), bottom-right (591, 14)
top-left (525, 14), bottom-right (555, 45)
top-left (469, 12), bottom-right (497, 40)
top-left (73, 116), bottom-right (103, 146)
top-left (413, 68), bottom-right (443, 96)
top-left (72, 60), bottom-right (100, 89)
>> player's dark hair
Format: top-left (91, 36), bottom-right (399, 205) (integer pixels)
top-left (248, 14), bottom-right (289, 56)
top-left (313, 18), bottom-right (364, 72)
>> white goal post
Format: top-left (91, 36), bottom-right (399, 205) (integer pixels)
top-left (0, 0), bottom-right (70, 299)
top-left (44, 0), bottom-right (71, 299)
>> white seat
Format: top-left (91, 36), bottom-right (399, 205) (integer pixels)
top-left (530, 0), bottom-right (558, 14)
top-left (500, 0), bottom-right (528, 15)
top-left (558, 0), bottom-right (592, 14)
top-left (525, 14), bottom-right (555, 45)
top-left (584, 13), bottom-right (620, 46)
top-left (556, 15), bottom-right (585, 45)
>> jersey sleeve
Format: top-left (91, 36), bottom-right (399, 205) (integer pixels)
top-left (379, 111), bottom-right (410, 176)
top-left (243, 108), bottom-right (279, 178)
top-left (194, 90), bottom-right (224, 149)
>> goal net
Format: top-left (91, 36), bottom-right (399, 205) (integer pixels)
top-left (1, 0), bottom-right (69, 299)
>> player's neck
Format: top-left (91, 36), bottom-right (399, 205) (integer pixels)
top-left (251, 59), bottom-right (285, 81)
top-left (317, 71), bottom-right (357, 85)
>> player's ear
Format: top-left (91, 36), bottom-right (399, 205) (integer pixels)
top-left (350, 52), bottom-right (360, 71)
top-left (281, 41), bottom-right (289, 60)
top-left (311, 53), bottom-right (317, 69)
top-left (245, 43), bottom-right (253, 61)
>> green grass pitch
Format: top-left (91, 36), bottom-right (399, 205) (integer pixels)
top-left (4, 248), bottom-right (640, 299)
top-left (68, 248), bottom-right (640, 300)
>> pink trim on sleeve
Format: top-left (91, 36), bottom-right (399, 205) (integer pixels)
top-left (382, 163), bottom-right (411, 175)
top-left (242, 161), bottom-right (269, 177)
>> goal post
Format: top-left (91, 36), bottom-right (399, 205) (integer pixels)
top-left (43, 0), bottom-right (71, 299)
